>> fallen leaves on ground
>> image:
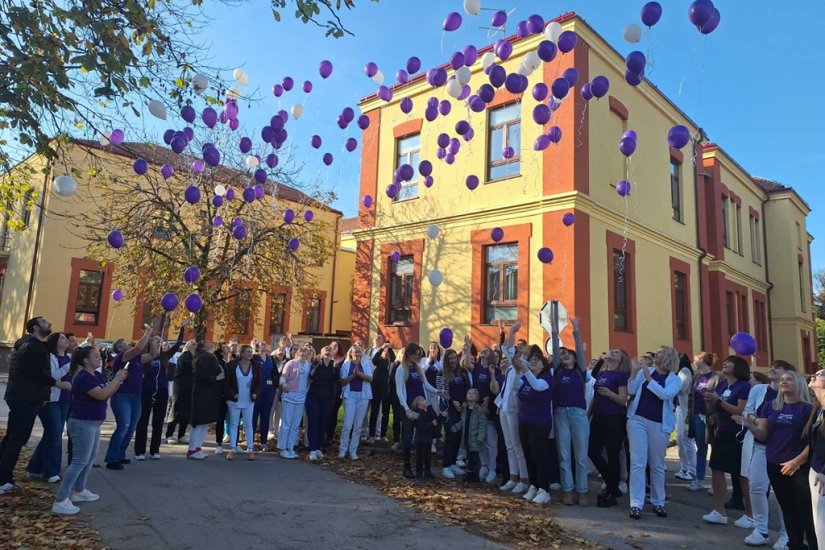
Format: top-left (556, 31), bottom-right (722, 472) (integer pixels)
top-left (0, 428), bottom-right (106, 549)
top-left (320, 446), bottom-right (604, 550)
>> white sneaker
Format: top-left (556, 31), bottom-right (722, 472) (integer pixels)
top-left (70, 489), bottom-right (100, 502)
top-left (280, 450), bottom-right (295, 459)
top-left (479, 466), bottom-right (489, 479)
top-left (532, 489), bottom-right (551, 505)
top-left (316, 450), bottom-right (325, 459)
top-left (744, 529), bottom-right (770, 546)
top-left (523, 485), bottom-right (538, 501)
top-left (187, 451), bottom-right (206, 460)
top-left (550, 483), bottom-right (562, 491)
top-left (512, 482), bottom-right (529, 494)
top-left (772, 534), bottom-right (789, 550)
top-left (349, 452), bottom-right (359, 461)
top-left (150, 453), bottom-right (160, 460)
top-left (46, 475), bottom-right (61, 483)
top-left (674, 469), bottom-right (694, 481)
top-left (485, 472), bottom-right (497, 484)
top-left (442, 467), bottom-right (456, 480)
top-left (734, 515), bottom-right (756, 529)
top-left (431, 443), bottom-right (437, 453)
top-left (135, 454), bottom-right (145, 461)
top-left (179, 435), bottom-right (190, 444)
top-left (687, 479), bottom-right (706, 492)
top-left (702, 509), bottom-right (728, 525)
top-left (391, 442), bottom-right (400, 451)
top-left (214, 445), bottom-right (223, 455)
top-left (706, 487), bottom-right (714, 496)
top-left (500, 480), bottom-right (517, 491)
top-left (456, 459), bottom-right (467, 468)
top-left (166, 437), bottom-right (178, 445)
top-left (287, 450), bottom-right (299, 459)
top-left (52, 498), bottom-right (80, 515)
top-left (309, 451), bottom-right (319, 461)
top-left (451, 465), bottom-right (466, 475)
top-left (0, 482), bottom-right (19, 495)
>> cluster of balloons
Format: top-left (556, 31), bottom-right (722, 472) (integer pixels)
top-left (688, 0), bottom-right (721, 34)
top-left (619, 130), bottom-right (638, 157)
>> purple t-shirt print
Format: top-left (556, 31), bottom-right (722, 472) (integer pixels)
top-left (762, 401), bottom-right (813, 465)
top-left (693, 372), bottom-right (715, 415)
top-left (715, 379), bottom-right (751, 433)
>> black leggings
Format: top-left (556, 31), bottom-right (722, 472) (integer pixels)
top-left (588, 414), bottom-right (627, 494)
top-left (767, 463), bottom-right (818, 550)
top-left (415, 443), bottom-right (432, 474)
top-left (135, 391), bottom-right (168, 455)
top-left (519, 422), bottom-right (552, 491)
top-left (369, 391), bottom-right (391, 438)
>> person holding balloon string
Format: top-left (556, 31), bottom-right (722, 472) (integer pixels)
top-left (103, 323), bottom-right (156, 470)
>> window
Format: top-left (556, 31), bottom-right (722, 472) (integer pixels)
top-left (670, 161), bottom-right (682, 222)
top-left (613, 251), bottom-right (630, 331)
top-left (388, 256), bottom-right (414, 325)
top-left (735, 205), bottom-right (743, 254)
top-left (799, 259), bottom-right (807, 312)
top-left (750, 215), bottom-right (762, 265)
top-left (484, 243), bottom-right (518, 322)
top-left (754, 298), bottom-right (768, 352)
top-left (673, 272), bottom-right (688, 339)
top-left (74, 270), bottom-right (104, 324)
top-left (268, 292), bottom-right (287, 335)
top-left (487, 103), bottom-right (521, 181)
top-left (395, 134), bottom-right (420, 201)
top-left (721, 197), bottom-right (729, 249)
top-left (228, 289), bottom-right (252, 337)
top-left (726, 291), bottom-right (736, 337)
top-left (796, 222), bottom-right (802, 250)
top-left (305, 297), bottom-right (321, 334)
top-left (739, 293), bottom-right (749, 332)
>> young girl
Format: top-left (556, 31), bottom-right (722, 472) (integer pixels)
top-left (279, 345), bottom-right (312, 459)
top-left (225, 345), bottom-right (261, 460)
top-left (338, 345), bottom-right (373, 460)
top-left (410, 395), bottom-right (437, 482)
top-left (456, 388), bottom-right (487, 482)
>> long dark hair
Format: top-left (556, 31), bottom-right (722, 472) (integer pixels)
top-left (527, 345), bottom-right (551, 375)
top-left (45, 332), bottom-right (65, 356)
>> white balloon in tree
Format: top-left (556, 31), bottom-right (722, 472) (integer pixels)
top-left (233, 68), bottom-right (249, 86)
top-left (99, 132), bottom-right (111, 146)
top-left (246, 156), bottom-right (259, 169)
top-left (147, 100), bottom-right (167, 120)
top-left (225, 87), bottom-right (241, 100)
top-left (214, 184), bottom-right (227, 196)
top-left (192, 74), bottom-right (209, 94)
top-left (52, 175), bottom-right (77, 197)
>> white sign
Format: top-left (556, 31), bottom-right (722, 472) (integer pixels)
top-left (544, 336), bottom-right (564, 356)
top-left (539, 300), bottom-right (567, 335)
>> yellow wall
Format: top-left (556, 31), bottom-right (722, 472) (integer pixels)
top-left (330, 247), bottom-right (354, 334)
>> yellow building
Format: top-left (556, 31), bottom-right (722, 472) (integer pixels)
top-left (0, 139), bottom-right (353, 362)
top-left (348, 13), bottom-right (816, 371)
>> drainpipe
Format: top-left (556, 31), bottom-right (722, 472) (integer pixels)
top-left (24, 160), bottom-right (53, 331)
top-left (760, 197), bottom-right (775, 361)
top-left (327, 214), bottom-right (340, 336)
top-left (693, 129), bottom-right (708, 351)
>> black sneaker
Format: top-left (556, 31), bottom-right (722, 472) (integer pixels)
top-left (415, 473), bottom-right (425, 482)
top-left (653, 505), bottom-right (667, 517)
top-left (630, 507), bottom-right (641, 520)
top-left (724, 500), bottom-right (745, 511)
top-left (106, 462), bottom-right (124, 470)
top-left (597, 494), bottom-right (618, 507)
top-left (424, 470), bottom-right (435, 480)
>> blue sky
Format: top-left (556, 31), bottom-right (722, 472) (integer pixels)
top-left (181, 0), bottom-right (824, 269)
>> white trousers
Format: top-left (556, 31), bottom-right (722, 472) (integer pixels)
top-left (269, 389), bottom-right (283, 437)
top-left (627, 415), bottom-right (670, 508)
top-left (339, 394), bottom-right (369, 455)
top-left (809, 468), bottom-right (825, 544)
top-left (676, 406), bottom-right (697, 476)
top-left (278, 401), bottom-right (305, 451)
top-left (746, 443), bottom-right (787, 537)
top-left (500, 410), bottom-right (528, 479)
top-left (227, 403), bottom-right (254, 452)
top-left (188, 424), bottom-right (208, 452)
top-left (479, 421), bottom-right (498, 471)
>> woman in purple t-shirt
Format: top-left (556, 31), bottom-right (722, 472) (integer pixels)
top-left (745, 371), bottom-right (816, 550)
top-left (52, 347), bottom-right (128, 515)
top-left (687, 352), bottom-right (718, 492)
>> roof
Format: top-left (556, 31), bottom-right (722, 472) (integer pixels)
top-left (340, 217), bottom-right (358, 233)
top-left (69, 138), bottom-right (342, 215)
top-left (753, 176), bottom-right (811, 211)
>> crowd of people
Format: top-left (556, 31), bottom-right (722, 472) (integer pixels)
top-left (0, 313), bottom-right (823, 549)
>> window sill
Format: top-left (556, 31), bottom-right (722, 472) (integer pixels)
top-left (485, 174), bottom-right (521, 185)
top-left (672, 217), bottom-right (685, 225)
top-left (392, 196), bottom-right (419, 204)
top-left (384, 323), bottom-right (412, 328)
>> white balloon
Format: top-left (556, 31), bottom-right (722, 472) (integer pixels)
top-left (428, 269), bottom-right (443, 287)
top-left (372, 70), bottom-right (384, 86)
top-left (291, 104), bottom-right (304, 119)
top-left (192, 74), bottom-right (209, 94)
top-left (455, 67), bottom-right (471, 87)
top-left (214, 184), bottom-right (227, 197)
top-left (545, 22), bottom-right (563, 43)
top-left (245, 156), bottom-right (259, 168)
top-left (515, 63), bottom-right (531, 76)
top-left (52, 175), bottom-right (77, 197)
top-left (147, 100), bottom-right (167, 120)
top-left (446, 79), bottom-right (463, 99)
top-left (99, 131), bottom-right (111, 146)
top-left (225, 87), bottom-right (241, 101)
top-left (623, 23), bottom-right (643, 43)
top-left (524, 51), bottom-right (541, 71)
top-left (427, 224), bottom-right (440, 239)
top-left (463, 0), bottom-right (480, 16)
top-left (481, 51), bottom-right (496, 69)
top-left (233, 68), bottom-right (248, 86)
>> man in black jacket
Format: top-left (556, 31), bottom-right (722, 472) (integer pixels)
top-left (0, 317), bottom-right (70, 494)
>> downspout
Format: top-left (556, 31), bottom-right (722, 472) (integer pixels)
top-left (24, 160), bottom-right (53, 330)
top-left (693, 129), bottom-right (708, 351)
top-left (327, 214), bottom-right (340, 335)
top-left (760, 197), bottom-right (775, 361)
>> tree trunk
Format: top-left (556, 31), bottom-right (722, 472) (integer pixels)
top-left (194, 308), bottom-right (209, 342)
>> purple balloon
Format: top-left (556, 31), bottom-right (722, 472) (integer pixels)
top-left (363, 195), bottom-right (373, 208)
top-left (346, 138), bottom-right (358, 152)
top-left (170, 136), bottom-right (186, 154)
top-left (504, 72), bottom-right (523, 94)
top-left (161, 163), bottom-right (174, 180)
top-left (162, 129), bottom-right (174, 145)
top-left (398, 164), bottom-right (414, 182)
top-left (225, 188), bottom-right (235, 201)
top-left (110, 129), bottom-right (125, 145)
top-left (534, 134), bottom-right (551, 151)
top-left (641, 1), bottom-right (663, 27)
top-left (386, 183), bottom-right (400, 199)
top-left (319, 60), bottom-right (333, 79)
top-left (365, 62), bottom-right (378, 78)
top-left (282, 77), bottom-right (294, 91)
top-left (557, 31), bottom-right (578, 53)
top-left (310, 135), bottom-right (322, 149)
top-left (439, 328), bottom-right (453, 349)
top-left (591, 76), bottom-right (610, 98)
top-left (463, 45), bottom-right (478, 66)
top-left (224, 100), bottom-right (239, 120)
top-left (266, 153), bottom-right (279, 168)
top-left (212, 195), bottom-right (223, 207)
top-left (261, 126), bottom-right (275, 143)
top-left (303, 80), bottom-right (313, 93)
top-left (668, 125), bottom-right (691, 149)
top-left (184, 266), bottom-right (201, 284)
top-left (283, 209), bottom-right (295, 223)
top-left (425, 107), bottom-right (438, 121)
top-left (626, 51), bottom-right (647, 74)
top-left (406, 57), bottom-right (421, 74)
top-left (625, 70), bottom-right (644, 87)
top-left (304, 210), bottom-right (314, 222)
top-left (341, 107), bottom-right (355, 123)
top-left (242, 187), bottom-right (256, 203)
top-left (730, 332), bottom-right (757, 356)
top-left (232, 224), bottom-right (247, 240)
top-left (548, 126), bottom-right (563, 144)
top-left (700, 8), bottom-right (721, 34)
top-left (516, 20), bottom-right (529, 39)
top-left (616, 180), bottom-right (632, 197)
top-left (619, 137), bottom-right (637, 157)
top-left (337, 115), bottom-right (348, 129)
top-left (502, 146), bottom-right (515, 160)
top-left (537, 41), bottom-right (557, 62)
top-left (253, 184), bottom-right (264, 200)
top-left (466, 175), bottom-right (479, 191)
top-left (133, 158), bottom-right (148, 175)
top-left (581, 82), bottom-right (593, 101)
top-left (533, 104), bottom-right (552, 125)
top-left (450, 52), bottom-right (465, 70)
top-left (288, 238), bottom-right (300, 251)
top-left (431, 68), bottom-right (448, 87)
top-left (323, 152), bottom-right (333, 166)
top-left (378, 86), bottom-right (393, 102)
top-left (232, 217), bottom-right (243, 227)
top-left (562, 213), bottom-right (575, 226)
top-left (160, 293), bottom-right (179, 312)
top-left (530, 84), bottom-right (548, 102)
top-left (254, 169), bottom-right (267, 184)
top-left (184, 185), bottom-right (201, 204)
top-left (495, 39), bottom-right (513, 61)
top-left (182, 127), bottom-right (194, 142)
top-left (455, 120), bottom-right (471, 136)
top-left (443, 12), bottom-right (462, 32)
top-left (436, 148), bottom-right (446, 160)
top-left (448, 138), bottom-right (460, 155)
top-left (239, 137), bottom-right (252, 153)
top-left (357, 114), bottom-right (370, 130)
top-left (563, 68), bottom-right (580, 87)
top-left (390, 250), bottom-right (401, 263)
top-left (491, 10), bottom-right (507, 27)
top-left (468, 95), bottom-right (486, 113)
top-left (478, 84), bottom-right (495, 103)
top-left (419, 160), bottom-right (433, 177)
top-left (272, 84), bottom-right (284, 97)
top-left (439, 99), bottom-right (451, 116)
top-left (397, 69), bottom-right (409, 84)
top-left (624, 130), bottom-right (638, 141)
top-left (107, 230), bottom-right (124, 249)
top-left (184, 293), bottom-right (203, 313)
top-left (527, 14), bottom-right (545, 34)
top-left (551, 78), bottom-right (570, 100)
top-left (463, 128), bottom-right (475, 142)
top-left (436, 133), bottom-right (450, 149)
top-left (445, 153), bottom-right (455, 165)
top-left (424, 176), bottom-right (434, 188)
top-left (491, 227), bottom-right (504, 242)
top-left (458, 85), bottom-right (471, 101)
top-left (228, 119), bottom-right (239, 131)
top-left (537, 247), bottom-right (554, 264)
top-left (688, 0), bottom-right (715, 27)
top-left (212, 215), bottom-right (223, 227)
top-left (181, 105), bottom-right (196, 123)
top-left (112, 289), bottom-right (124, 302)
top-left (489, 65), bottom-right (506, 88)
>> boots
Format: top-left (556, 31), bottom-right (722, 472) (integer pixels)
top-left (403, 462), bottom-right (414, 479)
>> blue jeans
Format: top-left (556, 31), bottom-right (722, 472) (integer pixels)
top-left (105, 392), bottom-right (142, 464)
top-left (305, 395), bottom-right (334, 452)
top-left (56, 418), bottom-right (101, 501)
top-left (26, 401), bottom-right (69, 479)
top-left (555, 406), bottom-right (590, 493)
top-left (693, 413), bottom-right (708, 482)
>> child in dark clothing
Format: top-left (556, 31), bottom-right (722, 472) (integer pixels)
top-left (410, 396), bottom-right (437, 482)
top-left (453, 388), bottom-right (487, 482)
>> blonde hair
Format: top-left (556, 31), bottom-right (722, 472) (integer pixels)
top-left (773, 371), bottom-right (812, 411)
top-left (658, 346), bottom-right (680, 373)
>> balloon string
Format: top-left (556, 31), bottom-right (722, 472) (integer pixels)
top-left (576, 100), bottom-right (588, 150)
top-left (645, 27), bottom-right (656, 78)
top-left (678, 42), bottom-right (699, 98)
top-left (618, 194), bottom-right (630, 283)
top-left (627, 156), bottom-right (638, 216)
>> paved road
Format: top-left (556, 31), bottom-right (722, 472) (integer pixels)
top-left (1, 382), bottom-right (787, 549)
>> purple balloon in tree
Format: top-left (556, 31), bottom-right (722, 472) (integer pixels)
top-left (641, 1), bottom-right (663, 27)
top-left (304, 210), bottom-right (314, 222)
top-left (181, 105), bottom-right (196, 123)
top-left (184, 293), bottom-right (203, 313)
top-left (202, 107), bottom-right (218, 128)
top-left (616, 180), bottom-right (632, 196)
top-left (108, 230), bottom-right (124, 249)
top-left (288, 238), bottom-right (300, 251)
top-left (110, 129), bottom-right (125, 145)
top-left (112, 289), bottom-right (124, 302)
top-left (233, 224), bottom-right (247, 240)
top-left (283, 209), bottom-right (295, 224)
top-left (319, 60), bottom-right (333, 79)
top-left (212, 215), bottom-right (223, 227)
top-left (161, 163), bottom-right (174, 180)
top-left (133, 158), bottom-right (148, 175)
top-left (212, 196), bottom-right (223, 207)
top-left (170, 136), bottom-right (186, 154)
top-left (160, 293), bottom-right (179, 312)
top-left (443, 12), bottom-right (462, 32)
top-left (184, 185), bottom-right (201, 204)
top-left (232, 217), bottom-right (243, 227)
top-left (562, 213), bottom-right (575, 226)
top-left (254, 184), bottom-right (265, 200)
top-left (225, 188), bottom-right (235, 201)
top-left (242, 187), bottom-right (256, 203)
top-left (184, 266), bottom-right (201, 284)
top-left (537, 247), bottom-right (554, 264)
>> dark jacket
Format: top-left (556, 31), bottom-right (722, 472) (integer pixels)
top-left (370, 348), bottom-right (395, 396)
top-left (307, 358), bottom-right (337, 400)
top-left (190, 353), bottom-right (223, 426)
top-left (4, 335), bottom-right (54, 402)
top-left (412, 405), bottom-right (438, 444)
top-left (160, 327), bottom-right (185, 381)
top-left (223, 360), bottom-right (262, 402)
top-left (173, 351), bottom-right (194, 405)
